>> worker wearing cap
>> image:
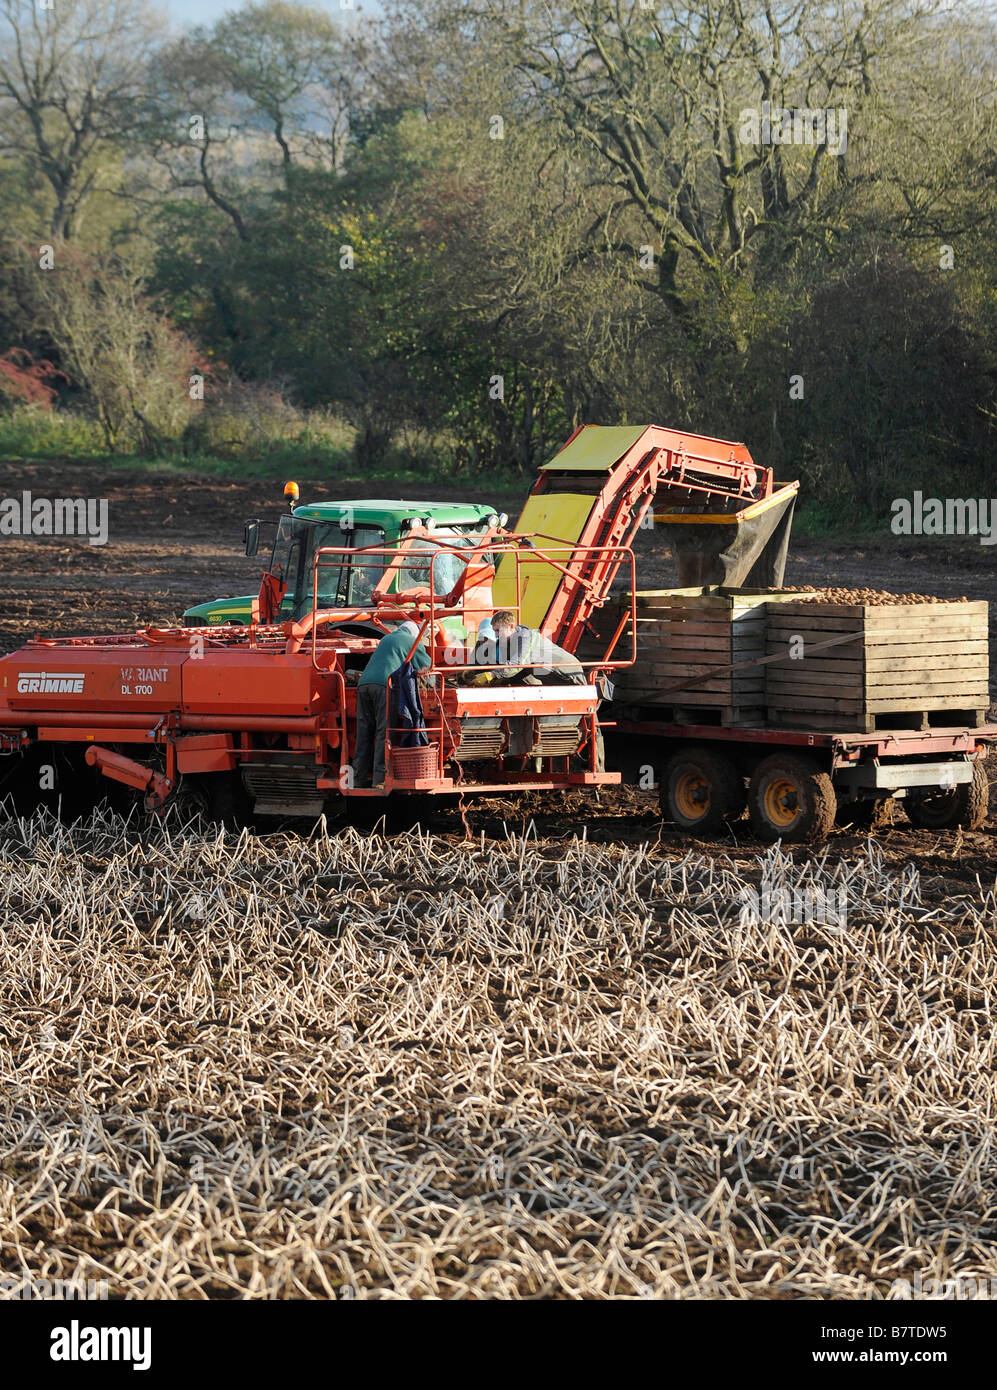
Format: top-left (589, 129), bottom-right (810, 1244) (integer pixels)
top-left (353, 621), bottom-right (431, 787)
top-left (486, 610), bottom-right (604, 771)
top-left (486, 610), bottom-right (586, 685)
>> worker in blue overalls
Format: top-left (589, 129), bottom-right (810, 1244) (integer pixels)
top-left (353, 621), bottom-right (430, 787)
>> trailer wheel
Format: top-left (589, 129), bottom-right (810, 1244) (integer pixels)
top-left (748, 754), bottom-right (836, 844)
top-left (661, 748), bottom-right (745, 834)
top-left (903, 761), bottom-right (989, 831)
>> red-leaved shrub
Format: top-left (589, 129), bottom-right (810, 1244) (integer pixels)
top-left (0, 348), bottom-right (67, 408)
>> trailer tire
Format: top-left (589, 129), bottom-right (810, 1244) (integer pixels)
top-left (903, 761), bottom-right (989, 831)
top-left (661, 748), bottom-right (745, 834)
top-left (748, 754), bottom-right (836, 844)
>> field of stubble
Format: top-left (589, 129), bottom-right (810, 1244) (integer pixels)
top-left (2, 805), bottom-right (997, 1300)
top-left (1, 462), bottom-right (995, 1298)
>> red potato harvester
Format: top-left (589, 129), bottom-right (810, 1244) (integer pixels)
top-left (11, 422), bottom-right (978, 847)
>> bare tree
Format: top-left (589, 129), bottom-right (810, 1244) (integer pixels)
top-left (389, 0), bottom-right (953, 328)
top-left (0, 0), bottom-right (164, 239)
top-left (211, 1), bottom-right (356, 175)
top-left (143, 2), bottom-right (368, 241)
top-left (142, 39), bottom-right (255, 243)
top-left (508, 0), bottom-right (943, 318)
top-left (28, 244), bottom-right (199, 450)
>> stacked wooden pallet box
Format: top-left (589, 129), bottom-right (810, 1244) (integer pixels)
top-left (764, 598), bottom-right (990, 731)
top-left (583, 588), bottom-right (990, 732)
top-left (583, 587), bottom-right (813, 726)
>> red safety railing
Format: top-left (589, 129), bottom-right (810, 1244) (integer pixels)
top-left (301, 538), bottom-right (638, 678)
top-left (297, 536), bottom-right (635, 787)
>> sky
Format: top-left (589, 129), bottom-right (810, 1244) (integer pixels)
top-left (163, 0), bottom-right (380, 31)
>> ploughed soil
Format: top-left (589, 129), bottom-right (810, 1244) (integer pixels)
top-left (0, 462), bottom-right (994, 866)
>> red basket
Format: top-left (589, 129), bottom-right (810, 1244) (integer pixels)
top-left (390, 744), bottom-right (439, 780)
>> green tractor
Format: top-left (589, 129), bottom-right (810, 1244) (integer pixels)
top-left (182, 485), bottom-right (506, 634)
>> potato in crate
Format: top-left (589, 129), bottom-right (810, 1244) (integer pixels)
top-left (764, 592), bottom-right (989, 732)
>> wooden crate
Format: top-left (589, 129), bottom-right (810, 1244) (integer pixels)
top-left (765, 600), bottom-right (990, 730)
top-left (582, 587), bottom-right (812, 725)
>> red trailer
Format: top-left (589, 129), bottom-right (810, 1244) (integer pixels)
top-left (617, 715), bottom-right (995, 843)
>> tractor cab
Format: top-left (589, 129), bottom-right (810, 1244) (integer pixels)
top-left (182, 490), bottom-right (505, 631)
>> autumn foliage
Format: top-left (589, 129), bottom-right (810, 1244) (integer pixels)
top-left (0, 348), bottom-right (66, 408)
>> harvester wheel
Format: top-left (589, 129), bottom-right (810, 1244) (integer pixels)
top-left (204, 772), bottom-right (253, 830)
top-left (166, 774), bottom-right (211, 823)
top-left (903, 761), bottom-right (989, 831)
top-left (661, 748), bottom-right (745, 834)
top-left (748, 754), bottom-right (836, 844)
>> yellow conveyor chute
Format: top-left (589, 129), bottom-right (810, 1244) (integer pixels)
top-left (491, 426), bottom-right (646, 627)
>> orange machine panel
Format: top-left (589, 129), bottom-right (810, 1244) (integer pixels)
top-left (3, 646), bottom-right (185, 712)
top-left (180, 649), bottom-right (327, 718)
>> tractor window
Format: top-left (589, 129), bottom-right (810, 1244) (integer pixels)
top-left (269, 516), bottom-right (301, 618)
top-left (398, 537), bottom-right (476, 595)
top-left (281, 519), bottom-right (387, 620)
top-left (346, 527), bottom-right (388, 605)
top-left (270, 516), bottom-right (296, 584)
